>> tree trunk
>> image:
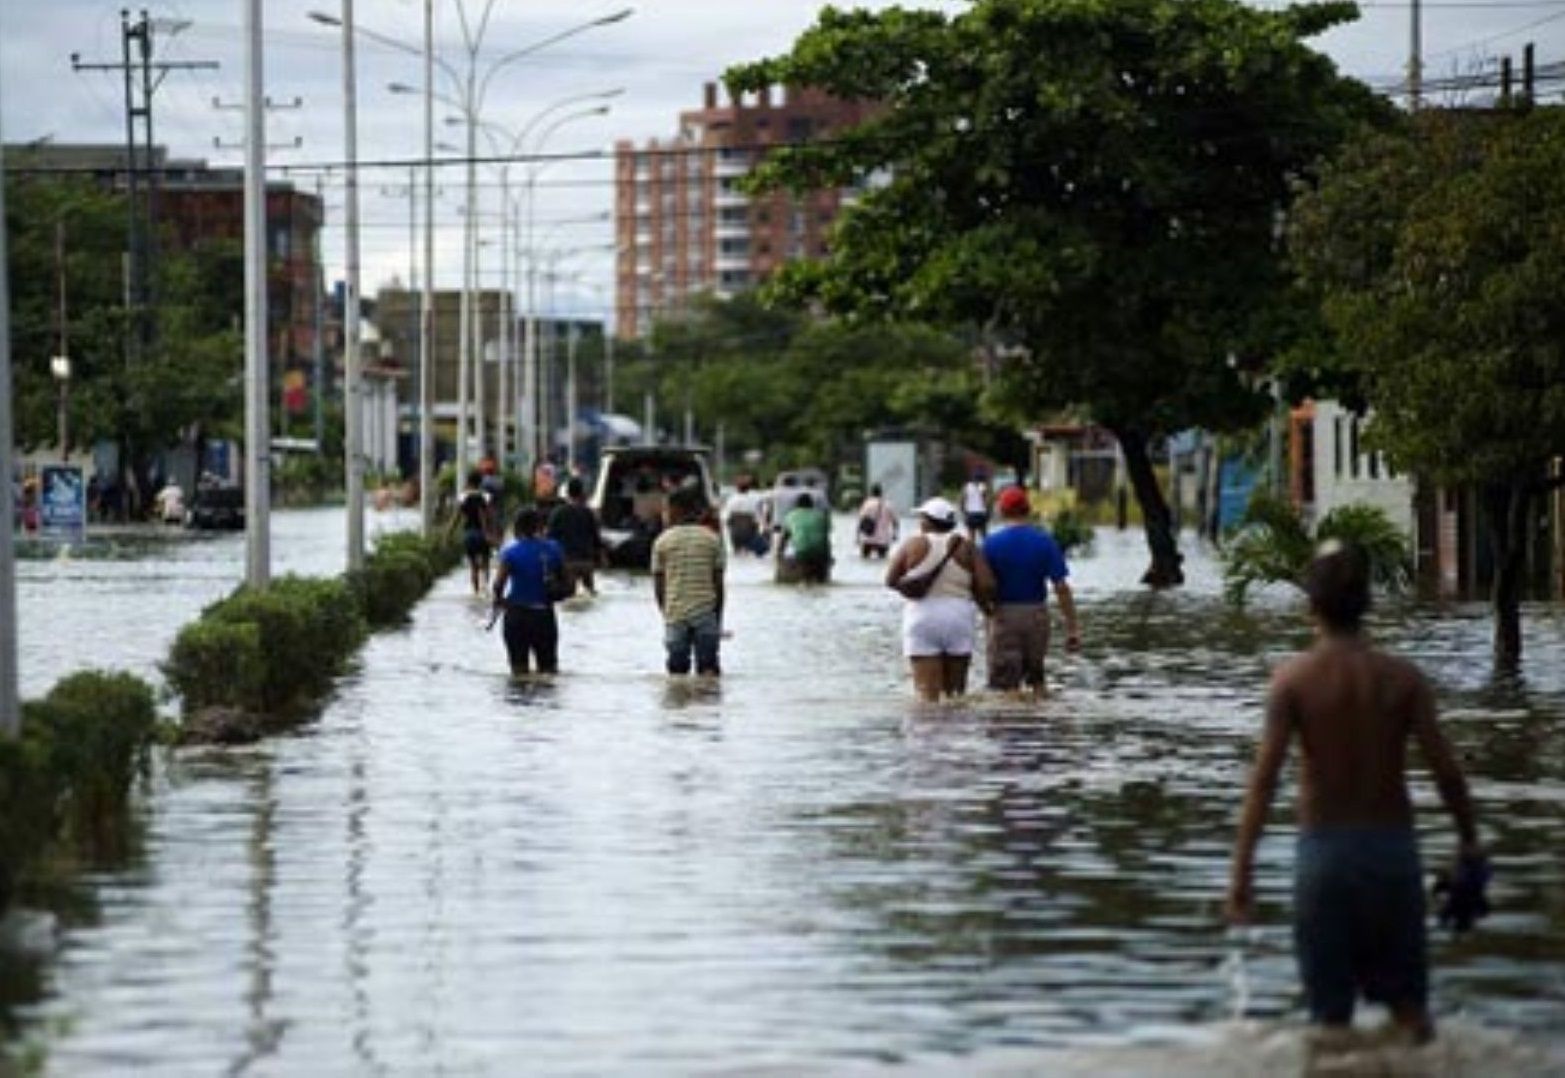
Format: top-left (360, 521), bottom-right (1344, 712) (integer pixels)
top-left (1483, 482), bottom-right (1529, 670)
top-left (1114, 427), bottom-right (1184, 588)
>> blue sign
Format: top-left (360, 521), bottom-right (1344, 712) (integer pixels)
top-left (39, 464), bottom-right (87, 541)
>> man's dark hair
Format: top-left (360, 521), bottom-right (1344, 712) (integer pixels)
top-left (513, 507), bottom-right (542, 537)
top-left (796, 492), bottom-right (814, 509)
top-left (566, 477), bottom-right (585, 500)
top-left (668, 483), bottom-right (707, 519)
top-left (466, 469), bottom-right (482, 489)
top-left (870, 483), bottom-right (882, 497)
top-left (1303, 541), bottom-right (1371, 631)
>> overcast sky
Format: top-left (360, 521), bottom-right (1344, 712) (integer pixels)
top-left (4, 0), bottom-right (1564, 323)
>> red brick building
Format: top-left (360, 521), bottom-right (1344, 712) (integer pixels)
top-left (614, 83), bottom-right (875, 338)
top-left (4, 143), bottom-right (325, 423)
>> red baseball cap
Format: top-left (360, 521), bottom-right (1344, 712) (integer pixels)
top-left (996, 485), bottom-right (1030, 516)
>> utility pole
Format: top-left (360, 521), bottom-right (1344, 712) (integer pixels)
top-left (565, 323), bottom-right (579, 473)
top-left (0, 130), bottom-right (20, 735)
top-left (71, 11), bottom-right (218, 354)
top-left (1408, 0), bottom-right (1423, 110)
top-left (314, 176), bottom-right (326, 453)
top-left (243, 0), bottom-right (271, 588)
top-left (340, 0), bottom-right (366, 572)
top-left (419, 0), bottom-right (437, 535)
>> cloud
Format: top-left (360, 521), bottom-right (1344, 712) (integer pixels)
top-left (4, 0), bottom-right (1563, 318)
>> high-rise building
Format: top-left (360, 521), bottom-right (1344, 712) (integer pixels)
top-left (614, 83), bottom-right (875, 339)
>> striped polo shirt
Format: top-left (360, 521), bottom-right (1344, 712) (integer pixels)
top-left (652, 524), bottom-right (726, 624)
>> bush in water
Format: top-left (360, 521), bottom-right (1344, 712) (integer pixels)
top-left (164, 575), bottom-right (367, 716)
top-left (0, 672), bottom-right (158, 912)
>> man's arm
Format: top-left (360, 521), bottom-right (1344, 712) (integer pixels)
top-left (490, 560), bottom-right (510, 607)
top-left (1226, 678), bottom-right (1294, 923)
top-left (1409, 673), bottom-right (1480, 852)
top-left (970, 546), bottom-right (998, 615)
top-left (1052, 579), bottom-right (1081, 650)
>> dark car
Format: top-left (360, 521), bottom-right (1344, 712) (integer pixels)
top-left (588, 446), bottom-right (719, 568)
top-left (187, 483), bottom-right (245, 531)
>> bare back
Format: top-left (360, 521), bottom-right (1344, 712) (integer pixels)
top-left (1272, 637), bottom-right (1431, 830)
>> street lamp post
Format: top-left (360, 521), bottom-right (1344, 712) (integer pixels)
top-left (341, 0), bottom-right (365, 571)
top-left (0, 132), bottom-right (19, 735)
top-left (334, 4), bottom-right (631, 490)
top-left (243, 0), bottom-right (271, 589)
top-left (50, 356), bottom-right (71, 461)
top-left (420, 0), bottom-right (436, 534)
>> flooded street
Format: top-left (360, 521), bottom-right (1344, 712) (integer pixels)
top-left (5, 509), bottom-right (1565, 1073)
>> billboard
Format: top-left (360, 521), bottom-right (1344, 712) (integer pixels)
top-left (39, 464), bottom-right (86, 542)
top-left (866, 439), bottom-right (918, 517)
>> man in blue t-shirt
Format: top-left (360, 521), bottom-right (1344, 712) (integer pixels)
top-left (980, 485), bottom-right (1081, 693)
top-left (491, 507), bottom-right (566, 676)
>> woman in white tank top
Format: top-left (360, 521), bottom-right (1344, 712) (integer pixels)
top-left (885, 497), bottom-right (996, 701)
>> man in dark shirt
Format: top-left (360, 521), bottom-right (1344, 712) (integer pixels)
top-left (447, 469), bottom-right (495, 595)
top-left (546, 477), bottom-right (603, 597)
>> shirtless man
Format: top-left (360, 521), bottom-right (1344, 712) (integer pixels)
top-left (1226, 542), bottom-right (1481, 1043)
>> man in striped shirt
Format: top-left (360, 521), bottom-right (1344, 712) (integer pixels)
top-left (652, 484), bottom-right (727, 677)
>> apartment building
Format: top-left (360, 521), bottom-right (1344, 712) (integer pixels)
top-left (613, 83), bottom-right (876, 338)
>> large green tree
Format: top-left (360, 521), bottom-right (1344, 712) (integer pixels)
top-left (1288, 108), bottom-right (1565, 667)
top-left (6, 177), bottom-right (243, 511)
top-left (634, 292), bottom-right (1021, 477)
top-left (727, 0), bottom-right (1385, 584)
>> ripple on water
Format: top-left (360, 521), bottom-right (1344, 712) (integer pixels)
top-left (5, 519), bottom-right (1565, 1072)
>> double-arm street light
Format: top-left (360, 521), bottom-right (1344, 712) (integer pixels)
top-left (470, 97), bottom-right (616, 471)
top-left (312, 3), bottom-right (629, 528)
top-left (391, 5), bottom-right (630, 488)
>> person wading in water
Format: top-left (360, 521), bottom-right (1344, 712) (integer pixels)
top-left (1226, 541), bottom-right (1484, 1044)
top-left (448, 469), bottom-right (496, 595)
top-left (885, 496), bottom-right (996, 702)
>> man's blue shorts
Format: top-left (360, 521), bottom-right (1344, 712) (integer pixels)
top-left (1294, 827), bottom-right (1428, 1025)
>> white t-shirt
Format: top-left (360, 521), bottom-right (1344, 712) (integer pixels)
top-left (726, 491), bottom-right (759, 517)
top-left (962, 481), bottom-right (989, 515)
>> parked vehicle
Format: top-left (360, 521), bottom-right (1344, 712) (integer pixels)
top-left (186, 482), bottom-right (245, 531)
top-left (589, 446), bottom-right (720, 569)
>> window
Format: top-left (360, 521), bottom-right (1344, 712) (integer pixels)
top-left (1333, 417), bottom-right (1343, 478)
top-left (1349, 418), bottom-right (1360, 479)
top-left (1368, 450), bottom-right (1380, 480)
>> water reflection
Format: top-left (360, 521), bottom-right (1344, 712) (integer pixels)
top-left (4, 516), bottom-right (1564, 1073)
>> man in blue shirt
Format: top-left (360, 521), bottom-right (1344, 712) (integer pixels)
top-left (491, 507), bottom-right (566, 676)
top-left (981, 485), bottom-right (1081, 693)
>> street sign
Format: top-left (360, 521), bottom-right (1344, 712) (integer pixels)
top-left (39, 464), bottom-right (86, 542)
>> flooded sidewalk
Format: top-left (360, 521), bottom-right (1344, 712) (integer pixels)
top-left (5, 515), bottom-right (1565, 1073)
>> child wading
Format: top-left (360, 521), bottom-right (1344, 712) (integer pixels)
top-left (1226, 541), bottom-right (1483, 1043)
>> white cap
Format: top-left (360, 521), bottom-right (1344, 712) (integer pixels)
top-left (916, 496), bottom-right (957, 525)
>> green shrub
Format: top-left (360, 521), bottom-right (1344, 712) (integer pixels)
top-left (349, 549), bottom-right (431, 628)
top-left (1047, 508), bottom-right (1096, 557)
top-left (1222, 491), bottom-right (1412, 606)
top-left (164, 619), bottom-right (265, 712)
top-left (0, 671), bottom-right (158, 911)
top-left (164, 575), bottom-right (366, 715)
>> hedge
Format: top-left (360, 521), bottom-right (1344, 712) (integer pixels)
top-left (0, 672), bottom-right (158, 912)
top-left (164, 530), bottom-right (461, 725)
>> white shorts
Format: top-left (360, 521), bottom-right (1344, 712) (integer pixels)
top-left (902, 596), bottom-right (977, 658)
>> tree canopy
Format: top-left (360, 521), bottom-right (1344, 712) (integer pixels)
top-left (6, 176), bottom-right (244, 504)
top-left (1288, 107), bottom-right (1565, 665)
top-left (617, 292), bottom-right (1025, 479)
top-left (727, 0), bottom-right (1388, 582)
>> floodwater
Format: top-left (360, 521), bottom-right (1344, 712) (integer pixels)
top-left (4, 509), bottom-right (1564, 1074)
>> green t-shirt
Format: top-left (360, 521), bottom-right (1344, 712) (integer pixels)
top-left (784, 507), bottom-right (830, 557)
